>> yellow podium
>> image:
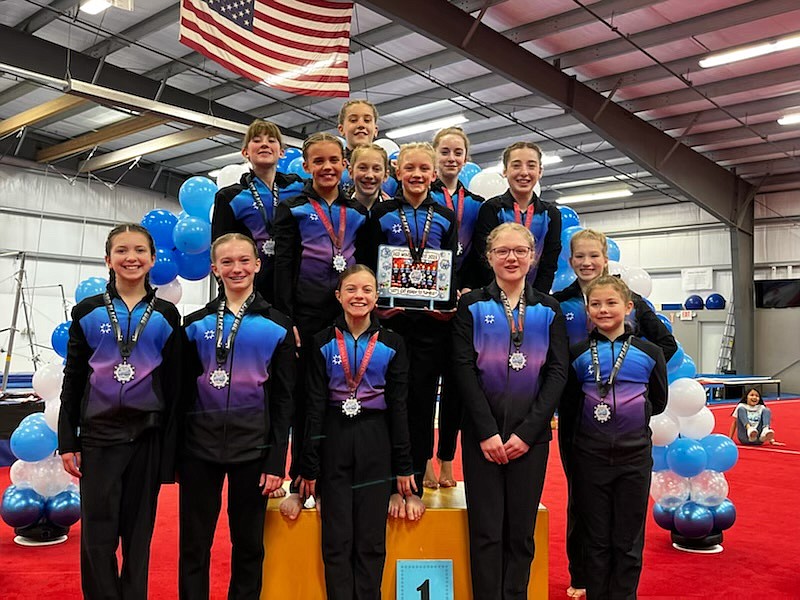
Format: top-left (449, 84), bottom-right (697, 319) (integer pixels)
top-left (261, 485), bottom-right (548, 599)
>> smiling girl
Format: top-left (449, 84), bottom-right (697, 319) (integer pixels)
top-left (349, 143), bottom-right (390, 212)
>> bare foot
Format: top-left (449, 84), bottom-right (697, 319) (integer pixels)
top-left (388, 493), bottom-right (406, 519)
top-left (269, 486), bottom-right (287, 499)
top-left (769, 439), bottom-right (786, 446)
top-left (438, 459), bottom-right (457, 488)
top-left (566, 587), bottom-right (586, 598)
top-left (405, 495), bottom-right (426, 521)
top-left (279, 493), bottom-right (303, 520)
top-left (423, 460), bottom-right (439, 489)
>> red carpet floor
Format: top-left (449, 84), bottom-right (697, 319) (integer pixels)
top-left (2, 399), bottom-right (799, 599)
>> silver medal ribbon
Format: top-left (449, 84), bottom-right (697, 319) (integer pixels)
top-left (103, 291), bottom-right (156, 385)
top-left (212, 293), bottom-right (256, 389)
top-left (500, 289), bottom-right (527, 372)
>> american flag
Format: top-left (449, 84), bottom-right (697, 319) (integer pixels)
top-left (179, 0), bottom-right (353, 97)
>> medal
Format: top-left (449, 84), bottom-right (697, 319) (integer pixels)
top-left (332, 253), bottom-right (347, 273)
top-left (103, 292), bottom-right (156, 386)
top-left (113, 361), bottom-right (135, 384)
top-left (309, 198), bottom-right (348, 274)
top-left (336, 328), bottom-right (380, 418)
top-left (508, 351), bottom-right (527, 371)
top-left (261, 239), bottom-right (275, 256)
top-left (594, 402), bottom-right (612, 423)
top-left (209, 368), bottom-right (230, 389)
top-left (342, 394), bottom-right (362, 418)
top-left (247, 174), bottom-right (279, 257)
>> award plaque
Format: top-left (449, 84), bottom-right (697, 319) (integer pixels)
top-left (377, 245), bottom-right (453, 310)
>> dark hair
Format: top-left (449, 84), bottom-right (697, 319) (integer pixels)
top-left (501, 141), bottom-right (543, 167)
top-left (336, 264), bottom-right (377, 291)
top-left (105, 223), bottom-right (156, 289)
top-left (740, 387), bottom-right (764, 405)
top-left (585, 274), bottom-right (632, 304)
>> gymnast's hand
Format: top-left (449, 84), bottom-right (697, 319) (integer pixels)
top-left (298, 477), bottom-right (316, 500)
top-left (397, 474), bottom-right (417, 497)
top-left (480, 434), bottom-right (509, 464)
top-left (260, 473), bottom-right (283, 496)
top-left (503, 434), bottom-right (530, 461)
top-left (61, 452), bottom-right (82, 478)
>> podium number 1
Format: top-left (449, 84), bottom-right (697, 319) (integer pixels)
top-left (417, 579), bottom-right (430, 600)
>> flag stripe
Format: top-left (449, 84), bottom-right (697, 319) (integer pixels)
top-left (179, 0), bottom-right (352, 97)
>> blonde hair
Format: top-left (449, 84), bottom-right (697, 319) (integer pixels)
top-left (485, 222), bottom-right (536, 257)
top-left (502, 141), bottom-right (543, 167)
top-left (570, 228), bottom-right (608, 257)
top-left (338, 99), bottom-right (379, 125)
top-left (432, 127), bottom-right (470, 154)
top-left (397, 142), bottom-right (436, 167)
top-left (585, 275), bottom-right (632, 304)
top-left (302, 133), bottom-right (344, 161)
top-left (242, 119), bottom-right (283, 151)
top-left (350, 143), bottom-right (388, 171)
top-left (211, 233), bottom-right (258, 262)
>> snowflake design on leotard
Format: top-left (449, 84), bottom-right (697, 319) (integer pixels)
top-left (100, 323), bottom-right (111, 335)
top-left (484, 314), bottom-right (495, 324)
top-left (391, 223), bottom-right (402, 234)
top-left (332, 355), bottom-right (342, 365)
top-left (565, 312), bottom-right (574, 321)
top-left (204, 329), bottom-right (215, 340)
top-left (309, 213), bottom-right (319, 221)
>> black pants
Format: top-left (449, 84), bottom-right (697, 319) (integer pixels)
top-left (436, 329), bottom-right (461, 463)
top-left (381, 313), bottom-right (448, 496)
top-left (79, 429), bottom-right (161, 600)
top-left (462, 428), bottom-right (549, 600)
top-left (179, 456), bottom-right (267, 600)
top-left (559, 430), bottom-right (586, 589)
top-left (320, 411), bottom-right (393, 600)
top-left (572, 446), bottom-right (652, 600)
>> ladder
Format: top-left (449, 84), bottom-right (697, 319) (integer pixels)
top-left (715, 300), bottom-right (735, 374)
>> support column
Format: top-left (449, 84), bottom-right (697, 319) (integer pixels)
top-left (730, 195), bottom-right (755, 375)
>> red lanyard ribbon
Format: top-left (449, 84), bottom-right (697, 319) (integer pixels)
top-left (442, 186), bottom-right (464, 229)
top-left (335, 329), bottom-right (380, 395)
top-left (309, 199), bottom-right (347, 250)
top-left (513, 202), bottom-right (535, 227)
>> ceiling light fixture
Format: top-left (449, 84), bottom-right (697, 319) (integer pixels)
top-left (699, 33), bottom-right (800, 68)
top-left (556, 189), bottom-right (633, 204)
top-left (542, 154), bottom-right (562, 166)
top-left (385, 115), bottom-right (468, 140)
top-left (79, 0), bottom-right (112, 15)
top-left (777, 112), bottom-right (800, 126)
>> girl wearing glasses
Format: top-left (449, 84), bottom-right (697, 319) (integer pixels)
top-left (453, 222), bottom-right (568, 599)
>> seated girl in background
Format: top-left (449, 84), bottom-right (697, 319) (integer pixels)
top-left (729, 387), bottom-right (784, 446)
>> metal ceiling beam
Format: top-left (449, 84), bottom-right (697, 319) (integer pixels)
top-left (161, 144), bottom-right (243, 168)
top-left (0, 94), bottom-right (88, 137)
top-left (712, 137), bottom-right (800, 163)
top-left (14, 0), bottom-right (80, 34)
top-left (36, 114), bottom-right (170, 163)
top-left (542, 163), bottom-right (649, 187)
top-left (733, 157), bottom-right (800, 177)
top-left (653, 92), bottom-right (800, 132)
top-left (549, 0), bottom-right (798, 69)
top-left (84, 5), bottom-right (180, 59)
top-left (355, 0), bottom-right (754, 228)
top-left (79, 127), bottom-right (217, 173)
top-left (684, 122), bottom-right (787, 148)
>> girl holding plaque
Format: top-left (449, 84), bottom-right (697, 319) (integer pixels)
top-left (474, 142), bottom-right (562, 293)
top-left (298, 264), bottom-right (415, 600)
top-left (365, 142), bottom-right (458, 520)
top-left (452, 222), bottom-right (568, 599)
top-left (59, 223), bottom-right (183, 600)
top-left (273, 133), bottom-right (370, 519)
top-left (561, 275), bottom-right (667, 600)
top-left (180, 233), bottom-right (295, 599)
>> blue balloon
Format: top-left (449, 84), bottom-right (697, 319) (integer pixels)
top-left (389, 150), bottom-right (399, 163)
top-left (656, 313), bottom-right (673, 333)
top-left (642, 297), bottom-right (656, 312)
top-left (652, 445), bottom-right (669, 472)
top-left (20, 412), bottom-right (47, 428)
top-left (279, 147), bottom-right (302, 172)
top-left (179, 177), bottom-right (217, 219)
top-left (710, 498), bottom-right (736, 532)
top-left (175, 249), bottom-right (211, 281)
top-left (558, 205), bottom-right (580, 229)
top-left (150, 247), bottom-right (179, 286)
top-left (75, 277), bottom-right (107, 303)
top-left (382, 177), bottom-right (398, 197)
top-left (141, 209), bottom-right (178, 247)
top-left (50, 321), bottom-right (71, 358)
top-left (551, 268), bottom-right (577, 293)
top-left (606, 237), bottom-right (621, 262)
top-left (560, 226), bottom-right (583, 261)
top-left (666, 438), bottom-right (707, 478)
top-left (685, 294), bottom-right (704, 310)
top-left (341, 169), bottom-right (353, 187)
top-left (652, 503), bottom-right (677, 531)
top-left (287, 157), bottom-right (310, 178)
top-left (666, 344), bottom-right (686, 374)
top-left (706, 293), bottom-right (726, 310)
top-left (45, 491), bottom-right (81, 527)
top-left (701, 434), bottom-right (739, 472)
top-left (669, 355), bottom-right (697, 384)
top-left (173, 217), bottom-right (211, 255)
top-left (674, 501), bottom-right (714, 538)
top-left (10, 420), bottom-right (58, 462)
top-left (1, 486), bottom-right (45, 528)
top-left (458, 162), bottom-right (481, 187)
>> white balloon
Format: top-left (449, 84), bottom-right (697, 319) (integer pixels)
top-left (649, 411), bottom-right (680, 446)
top-left (650, 470), bottom-right (690, 508)
top-left (9, 459), bottom-right (36, 488)
top-left (32, 363), bottom-right (64, 400)
top-left (689, 470), bottom-right (728, 507)
top-left (155, 278), bottom-right (183, 305)
top-left (374, 138), bottom-right (400, 156)
top-left (678, 406), bottom-right (715, 440)
top-left (30, 455), bottom-right (72, 498)
top-left (44, 398), bottom-right (61, 432)
top-left (668, 378), bottom-right (707, 417)
top-left (607, 260), bottom-right (628, 278)
top-left (621, 265), bottom-right (653, 297)
top-left (469, 171), bottom-right (508, 198)
top-left (216, 163), bottom-right (249, 189)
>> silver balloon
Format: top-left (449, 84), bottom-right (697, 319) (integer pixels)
top-left (689, 470), bottom-right (729, 507)
top-left (650, 470), bottom-right (691, 509)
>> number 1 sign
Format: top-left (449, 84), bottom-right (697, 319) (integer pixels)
top-left (396, 560), bottom-right (454, 600)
